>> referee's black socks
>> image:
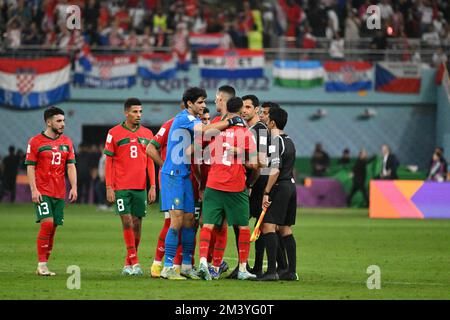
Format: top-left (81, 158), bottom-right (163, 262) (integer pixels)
top-left (276, 231), bottom-right (288, 271)
top-left (281, 234), bottom-right (297, 274)
top-left (263, 232), bottom-right (278, 274)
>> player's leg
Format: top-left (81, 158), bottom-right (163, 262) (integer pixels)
top-left (46, 197), bottom-right (65, 261)
top-left (129, 190), bottom-right (147, 275)
top-left (115, 190), bottom-right (139, 275)
top-left (224, 190), bottom-right (255, 280)
top-left (35, 196), bottom-right (58, 276)
top-left (179, 177), bottom-right (200, 279)
top-left (276, 228), bottom-right (288, 274)
top-left (199, 187), bottom-right (225, 280)
top-left (211, 222), bottom-right (228, 274)
top-left (173, 230), bottom-right (183, 273)
top-left (250, 192), bottom-right (265, 277)
top-left (278, 184), bottom-right (299, 281)
top-left (151, 190), bottom-right (171, 277)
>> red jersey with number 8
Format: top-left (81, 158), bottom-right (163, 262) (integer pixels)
top-left (25, 132), bottom-right (76, 199)
top-left (104, 123), bottom-right (154, 190)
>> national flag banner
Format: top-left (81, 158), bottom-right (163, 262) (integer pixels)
top-left (74, 54), bottom-right (137, 88)
top-left (138, 53), bottom-right (177, 80)
top-left (375, 62), bottom-right (421, 94)
top-left (189, 33), bottom-right (223, 50)
top-left (273, 60), bottom-right (324, 88)
top-left (0, 57), bottom-right (70, 109)
top-left (198, 49), bottom-right (264, 79)
top-left (324, 61), bottom-right (372, 92)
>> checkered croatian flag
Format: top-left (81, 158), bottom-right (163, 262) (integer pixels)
top-left (16, 68), bottom-right (36, 95)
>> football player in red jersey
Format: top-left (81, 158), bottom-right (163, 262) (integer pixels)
top-left (25, 106), bottom-right (78, 276)
top-left (104, 98), bottom-right (156, 276)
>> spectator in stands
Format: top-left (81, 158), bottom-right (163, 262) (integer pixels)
top-left (369, 28), bottom-right (388, 60)
top-left (326, 5), bottom-right (340, 40)
top-left (54, 0), bottom-right (70, 28)
top-left (107, 19), bottom-right (125, 47)
top-left (5, 16), bottom-right (21, 48)
top-left (308, 2), bottom-right (328, 38)
top-left (427, 147), bottom-right (448, 181)
top-left (347, 149), bottom-right (373, 207)
top-left (419, 0), bottom-right (434, 34)
top-left (153, 6), bottom-right (167, 34)
top-left (95, 152), bottom-right (109, 210)
top-left (432, 47), bottom-right (448, 67)
top-left (191, 7), bottom-right (207, 33)
top-left (345, 8), bottom-right (360, 43)
top-left (84, 0), bottom-right (99, 44)
top-left (124, 29), bottom-right (139, 49)
top-left (0, 146), bottom-right (19, 203)
top-left (378, 0), bottom-right (394, 22)
top-left (433, 11), bottom-right (446, 36)
top-left (98, 1), bottom-right (110, 31)
top-left (139, 25), bottom-right (155, 50)
top-left (338, 148), bottom-right (351, 166)
top-left (130, 0), bottom-right (146, 34)
top-left (380, 144), bottom-right (399, 180)
top-left (404, 7), bottom-right (421, 38)
top-left (427, 149), bottom-right (447, 182)
top-left (248, 23), bottom-right (263, 49)
top-left (302, 24), bottom-right (317, 49)
top-left (22, 22), bottom-right (43, 45)
top-left (422, 25), bottom-right (441, 48)
top-left (329, 31), bottom-right (345, 60)
top-left (311, 143), bottom-right (330, 177)
top-left (172, 22), bottom-right (190, 69)
top-left (218, 24), bottom-right (234, 49)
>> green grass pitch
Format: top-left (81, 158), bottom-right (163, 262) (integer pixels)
top-left (0, 203), bottom-right (449, 300)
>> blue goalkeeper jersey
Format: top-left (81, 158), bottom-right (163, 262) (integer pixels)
top-left (161, 109), bottom-right (201, 177)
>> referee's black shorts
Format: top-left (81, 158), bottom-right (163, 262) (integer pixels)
top-left (264, 180), bottom-right (297, 226)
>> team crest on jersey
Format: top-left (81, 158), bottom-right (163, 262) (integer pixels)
top-left (59, 145), bottom-right (69, 152)
top-left (174, 198), bottom-right (180, 206)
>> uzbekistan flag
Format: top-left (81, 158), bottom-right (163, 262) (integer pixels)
top-left (273, 60), bottom-right (324, 88)
top-left (375, 62), bottom-right (421, 93)
top-left (138, 53), bottom-right (177, 80)
top-left (0, 57), bottom-right (70, 109)
top-left (198, 49), bottom-right (264, 79)
top-left (189, 33), bottom-right (223, 49)
top-left (324, 61), bottom-right (372, 92)
top-left (74, 54), bottom-right (137, 88)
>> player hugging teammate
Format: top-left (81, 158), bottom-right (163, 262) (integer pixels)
top-left (28, 89), bottom-right (298, 282)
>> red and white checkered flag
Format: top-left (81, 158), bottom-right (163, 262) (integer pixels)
top-left (16, 69), bottom-right (36, 95)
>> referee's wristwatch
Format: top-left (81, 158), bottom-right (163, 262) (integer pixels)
top-left (264, 190), bottom-right (271, 196)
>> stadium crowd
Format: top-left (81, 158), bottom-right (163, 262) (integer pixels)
top-left (1, 0), bottom-right (450, 58)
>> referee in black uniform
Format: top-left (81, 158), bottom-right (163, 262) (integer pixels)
top-left (241, 95), bottom-right (270, 277)
top-left (259, 106), bottom-right (298, 281)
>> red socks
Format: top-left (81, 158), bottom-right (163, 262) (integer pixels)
top-left (154, 218), bottom-right (171, 262)
top-left (46, 225), bottom-right (57, 260)
top-left (212, 224), bottom-right (228, 267)
top-left (207, 227), bottom-right (217, 263)
top-left (199, 227), bottom-right (212, 260)
top-left (37, 221), bottom-right (54, 263)
top-left (238, 228), bottom-right (251, 263)
top-left (123, 228), bottom-right (138, 265)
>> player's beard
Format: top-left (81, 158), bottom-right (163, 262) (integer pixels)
top-left (52, 126), bottom-right (63, 136)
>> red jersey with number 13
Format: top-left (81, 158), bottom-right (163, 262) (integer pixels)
top-left (25, 132), bottom-right (76, 199)
top-left (104, 123), bottom-right (154, 190)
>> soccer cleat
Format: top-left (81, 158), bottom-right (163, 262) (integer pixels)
top-left (198, 262), bottom-right (212, 281)
top-left (36, 265), bottom-right (56, 276)
top-left (160, 267), bottom-right (187, 280)
top-left (219, 260), bottom-right (229, 275)
top-left (249, 267), bottom-right (263, 279)
top-left (150, 263), bottom-right (163, 278)
top-left (279, 271), bottom-right (299, 281)
top-left (238, 270), bottom-right (257, 280)
top-left (256, 272), bottom-right (279, 281)
top-left (122, 265), bottom-right (133, 276)
top-left (174, 265), bottom-right (181, 274)
top-left (181, 267), bottom-right (201, 280)
top-left (208, 265), bottom-right (220, 280)
top-left (131, 264), bottom-right (143, 276)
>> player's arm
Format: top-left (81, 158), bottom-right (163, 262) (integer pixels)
top-left (193, 116), bottom-right (245, 133)
top-left (67, 163), bottom-right (78, 203)
top-left (26, 165), bottom-right (42, 204)
top-left (104, 132), bottom-right (116, 203)
top-left (147, 153), bottom-right (156, 204)
top-left (146, 141), bottom-right (164, 167)
top-left (25, 139), bottom-right (41, 203)
top-left (262, 168), bottom-right (280, 209)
